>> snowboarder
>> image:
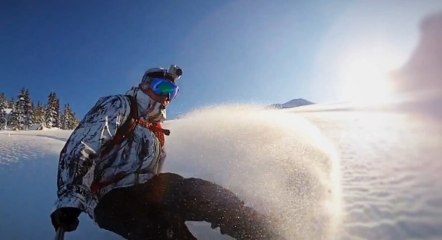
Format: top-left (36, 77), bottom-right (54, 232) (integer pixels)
top-left (50, 65), bottom-right (281, 240)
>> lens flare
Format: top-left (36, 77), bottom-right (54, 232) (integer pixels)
top-left (336, 43), bottom-right (404, 105)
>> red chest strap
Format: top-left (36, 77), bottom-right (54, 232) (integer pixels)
top-left (136, 119), bottom-right (169, 147)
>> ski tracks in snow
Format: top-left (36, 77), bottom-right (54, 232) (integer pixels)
top-left (0, 131), bottom-right (70, 165)
top-left (301, 111), bottom-right (442, 240)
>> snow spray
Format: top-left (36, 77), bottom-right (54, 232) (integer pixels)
top-left (164, 105), bottom-right (342, 239)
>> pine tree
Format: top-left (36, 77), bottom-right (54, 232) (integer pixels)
top-left (22, 89), bottom-right (34, 130)
top-left (34, 102), bottom-right (46, 129)
top-left (0, 93), bottom-right (7, 110)
top-left (0, 93), bottom-right (9, 129)
top-left (7, 98), bottom-right (16, 129)
top-left (62, 104), bottom-right (79, 130)
top-left (70, 113), bottom-right (79, 129)
top-left (45, 92), bottom-right (62, 128)
top-left (10, 89), bottom-right (28, 130)
top-left (54, 97), bottom-right (60, 128)
top-left (1, 89), bottom-right (79, 130)
top-left (60, 105), bottom-right (66, 130)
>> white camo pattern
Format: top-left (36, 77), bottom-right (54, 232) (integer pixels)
top-left (53, 94), bottom-right (164, 218)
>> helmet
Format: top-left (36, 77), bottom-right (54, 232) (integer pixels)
top-left (141, 65), bottom-right (183, 84)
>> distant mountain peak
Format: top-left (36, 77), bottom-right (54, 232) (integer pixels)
top-left (270, 98), bottom-right (314, 109)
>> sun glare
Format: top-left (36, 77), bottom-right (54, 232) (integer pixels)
top-left (336, 44), bottom-right (403, 105)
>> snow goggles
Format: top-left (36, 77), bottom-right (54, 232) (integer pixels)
top-left (149, 78), bottom-right (179, 100)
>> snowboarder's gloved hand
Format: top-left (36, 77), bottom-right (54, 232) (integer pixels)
top-left (50, 207), bottom-right (81, 232)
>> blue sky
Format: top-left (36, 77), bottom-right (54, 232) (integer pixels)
top-left (1, 0), bottom-right (441, 119)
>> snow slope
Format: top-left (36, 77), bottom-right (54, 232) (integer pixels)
top-left (0, 105), bottom-right (341, 240)
top-left (1, 102), bottom-right (441, 239)
top-left (294, 108), bottom-right (442, 240)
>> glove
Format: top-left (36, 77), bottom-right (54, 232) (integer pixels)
top-left (50, 207), bottom-right (81, 232)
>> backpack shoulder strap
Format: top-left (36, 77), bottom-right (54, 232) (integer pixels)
top-left (101, 95), bottom-right (171, 155)
top-left (101, 95), bottom-right (138, 156)
top-left (112, 95), bottom-right (138, 143)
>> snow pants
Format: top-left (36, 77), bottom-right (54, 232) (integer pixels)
top-left (94, 173), bottom-right (279, 240)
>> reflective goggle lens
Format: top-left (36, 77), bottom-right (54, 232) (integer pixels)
top-left (150, 78), bottom-right (179, 100)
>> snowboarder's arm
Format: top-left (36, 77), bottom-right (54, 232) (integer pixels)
top-left (53, 95), bottom-right (131, 216)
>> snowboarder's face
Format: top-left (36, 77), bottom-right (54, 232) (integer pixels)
top-left (136, 86), bottom-right (167, 123)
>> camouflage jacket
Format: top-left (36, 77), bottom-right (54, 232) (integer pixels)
top-left (53, 95), bottom-right (165, 218)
